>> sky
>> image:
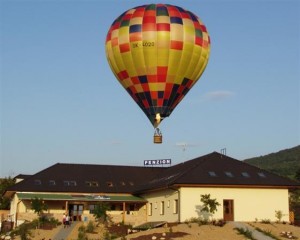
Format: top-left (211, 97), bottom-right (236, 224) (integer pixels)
top-left (1, 0), bottom-right (299, 177)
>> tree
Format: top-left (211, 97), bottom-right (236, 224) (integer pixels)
top-left (200, 194), bottom-right (220, 214)
top-left (289, 189), bottom-right (300, 210)
top-left (31, 197), bottom-right (48, 228)
top-left (92, 203), bottom-right (111, 225)
top-left (17, 223), bottom-right (33, 240)
top-left (0, 176), bottom-right (16, 209)
top-left (31, 197), bottom-right (48, 216)
top-left (295, 167), bottom-right (300, 182)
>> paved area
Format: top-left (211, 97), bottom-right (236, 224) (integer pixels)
top-left (233, 222), bottom-right (275, 240)
top-left (53, 222), bottom-right (78, 240)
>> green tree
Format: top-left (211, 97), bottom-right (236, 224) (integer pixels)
top-left (275, 210), bottom-right (283, 222)
top-left (295, 167), bottom-right (300, 182)
top-left (0, 176), bottom-right (16, 209)
top-left (200, 194), bottom-right (220, 214)
top-left (31, 197), bottom-right (48, 216)
top-left (31, 197), bottom-right (48, 228)
top-left (16, 223), bottom-right (33, 240)
top-left (92, 203), bottom-right (111, 226)
top-left (289, 189), bottom-right (300, 210)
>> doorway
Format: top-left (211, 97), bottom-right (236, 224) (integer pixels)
top-left (223, 199), bottom-right (234, 221)
top-left (69, 204), bottom-right (84, 221)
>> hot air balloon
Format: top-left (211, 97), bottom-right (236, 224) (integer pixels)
top-left (105, 4), bottom-right (210, 143)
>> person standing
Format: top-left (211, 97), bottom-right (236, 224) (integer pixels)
top-left (66, 214), bottom-right (70, 227)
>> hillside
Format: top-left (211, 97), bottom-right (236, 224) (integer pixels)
top-left (244, 145), bottom-right (300, 180)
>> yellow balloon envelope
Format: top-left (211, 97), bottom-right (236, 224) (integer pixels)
top-left (105, 4), bottom-right (210, 128)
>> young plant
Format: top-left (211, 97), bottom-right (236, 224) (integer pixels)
top-left (275, 210), bottom-right (283, 223)
top-left (92, 202), bottom-right (111, 226)
top-left (200, 194), bottom-right (220, 214)
top-left (234, 227), bottom-right (256, 240)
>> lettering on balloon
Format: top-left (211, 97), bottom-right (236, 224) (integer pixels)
top-left (132, 41), bottom-right (155, 48)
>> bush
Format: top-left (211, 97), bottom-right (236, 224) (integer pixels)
top-left (78, 230), bottom-right (88, 240)
top-left (261, 219), bottom-right (271, 224)
top-left (275, 210), bottom-right (283, 223)
top-left (212, 219), bottom-right (226, 227)
top-left (235, 227), bottom-right (255, 240)
top-left (86, 221), bottom-right (96, 233)
top-left (12, 223), bottom-right (33, 240)
top-left (78, 225), bottom-right (88, 240)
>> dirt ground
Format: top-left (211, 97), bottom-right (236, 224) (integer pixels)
top-left (10, 222), bottom-right (300, 240)
top-left (249, 222), bottom-right (300, 240)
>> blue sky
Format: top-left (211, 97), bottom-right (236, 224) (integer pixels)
top-left (1, 0), bottom-right (299, 177)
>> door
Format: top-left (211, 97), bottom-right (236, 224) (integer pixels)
top-left (223, 200), bottom-right (234, 221)
top-left (69, 204), bottom-right (84, 221)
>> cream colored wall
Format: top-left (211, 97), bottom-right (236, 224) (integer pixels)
top-left (141, 189), bottom-right (179, 223)
top-left (179, 187), bottom-right (290, 222)
top-left (9, 194), bottom-right (18, 221)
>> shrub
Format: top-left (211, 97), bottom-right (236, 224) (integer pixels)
top-left (275, 210), bottom-right (283, 223)
top-left (86, 220), bottom-right (96, 233)
top-left (78, 230), bottom-right (88, 240)
top-left (234, 227), bottom-right (255, 240)
top-left (255, 226), bottom-right (281, 240)
top-left (13, 223), bottom-right (33, 240)
top-left (78, 225), bottom-right (87, 240)
top-left (78, 225), bottom-right (86, 232)
top-left (261, 219), bottom-right (271, 224)
top-left (213, 219), bottom-right (226, 227)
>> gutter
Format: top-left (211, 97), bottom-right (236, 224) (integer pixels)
top-left (15, 200), bottom-right (22, 228)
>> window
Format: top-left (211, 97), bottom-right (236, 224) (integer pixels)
top-left (49, 180), bottom-right (56, 186)
top-left (64, 180), bottom-right (77, 186)
top-left (173, 199), bottom-right (178, 214)
top-left (89, 204), bottom-right (95, 214)
top-left (120, 181), bottom-right (126, 186)
top-left (34, 179), bottom-right (41, 185)
top-left (86, 181), bottom-right (99, 187)
top-left (167, 200), bottom-right (170, 208)
top-left (85, 181), bottom-right (92, 187)
top-left (69, 181), bottom-right (76, 186)
top-left (225, 171), bottom-right (234, 177)
top-left (92, 181), bottom-right (98, 187)
top-left (241, 172), bottom-right (250, 178)
top-left (160, 201), bottom-right (165, 215)
top-left (107, 182), bottom-right (113, 187)
top-left (148, 203), bottom-right (152, 216)
top-left (208, 171), bottom-right (217, 177)
top-left (257, 172), bottom-right (266, 178)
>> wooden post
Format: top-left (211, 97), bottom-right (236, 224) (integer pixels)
top-left (122, 202), bottom-right (126, 223)
top-left (145, 203), bottom-right (148, 223)
top-left (65, 201), bottom-right (68, 214)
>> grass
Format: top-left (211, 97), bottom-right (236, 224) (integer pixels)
top-left (234, 227), bottom-right (257, 240)
top-left (254, 226), bottom-right (281, 240)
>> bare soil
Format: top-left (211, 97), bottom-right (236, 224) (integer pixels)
top-left (9, 221), bottom-right (300, 240)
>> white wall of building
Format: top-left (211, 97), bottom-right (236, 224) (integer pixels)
top-left (141, 189), bottom-right (179, 223)
top-left (179, 187), bottom-right (290, 222)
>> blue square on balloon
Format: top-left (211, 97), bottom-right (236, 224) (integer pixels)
top-left (170, 17), bottom-right (183, 24)
top-left (138, 75), bottom-right (148, 83)
top-left (158, 91), bottom-right (164, 98)
top-left (130, 24), bottom-right (142, 33)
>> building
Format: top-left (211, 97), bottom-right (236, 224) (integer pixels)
top-left (4, 152), bottom-right (299, 226)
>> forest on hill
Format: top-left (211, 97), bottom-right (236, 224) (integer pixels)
top-left (244, 145), bottom-right (300, 180)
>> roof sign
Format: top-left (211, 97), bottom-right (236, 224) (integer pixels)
top-left (144, 159), bottom-right (171, 166)
top-left (93, 195), bottom-right (111, 200)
